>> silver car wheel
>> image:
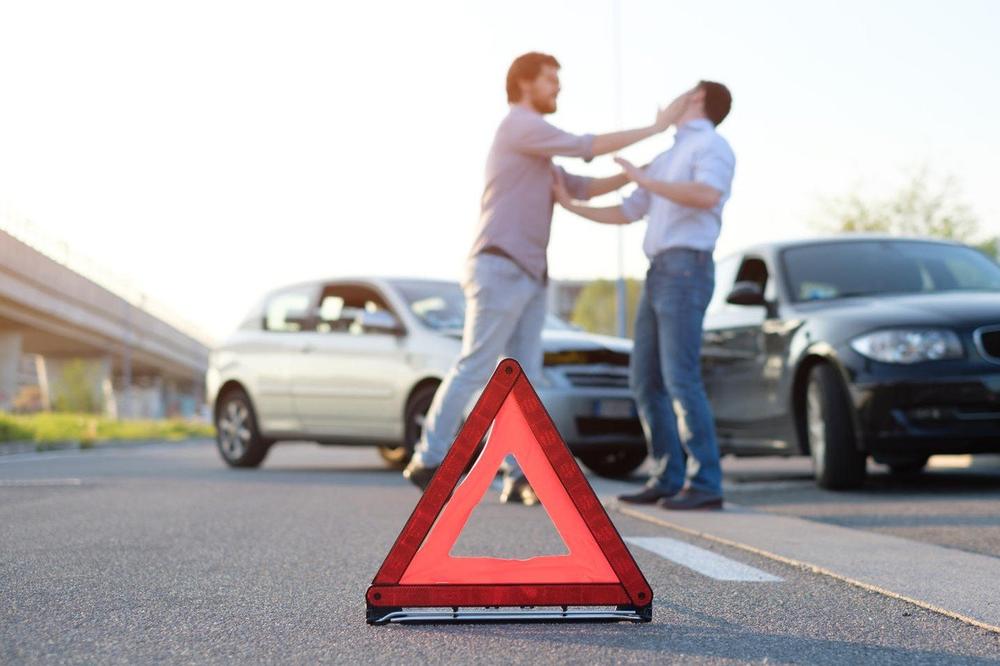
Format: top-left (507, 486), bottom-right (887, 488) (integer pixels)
top-left (219, 399), bottom-right (251, 460)
top-left (807, 380), bottom-right (826, 474)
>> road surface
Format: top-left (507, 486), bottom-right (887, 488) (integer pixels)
top-left (2, 441), bottom-right (999, 663)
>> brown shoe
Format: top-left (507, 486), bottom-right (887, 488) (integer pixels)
top-left (658, 488), bottom-right (723, 511)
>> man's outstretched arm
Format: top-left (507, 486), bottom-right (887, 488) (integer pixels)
top-left (516, 91), bottom-right (691, 160)
top-left (553, 171), bottom-right (631, 225)
top-left (590, 91), bottom-right (691, 157)
top-left (585, 172), bottom-right (631, 198)
top-left (614, 157), bottom-right (723, 210)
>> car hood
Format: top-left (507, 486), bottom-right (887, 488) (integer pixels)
top-left (540, 329), bottom-right (633, 354)
top-left (439, 327), bottom-right (633, 354)
top-left (795, 291), bottom-right (1000, 331)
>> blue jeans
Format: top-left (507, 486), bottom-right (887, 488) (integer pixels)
top-left (630, 248), bottom-right (722, 495)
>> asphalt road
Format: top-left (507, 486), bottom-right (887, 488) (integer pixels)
top-left (2, 441), bottom-right (1000, 664)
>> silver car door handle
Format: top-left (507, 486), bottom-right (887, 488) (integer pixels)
top-left (300, 343), bottom-right (316, 353)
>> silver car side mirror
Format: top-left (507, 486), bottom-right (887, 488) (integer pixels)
top-left (357, 310), bottom-right (405, 335)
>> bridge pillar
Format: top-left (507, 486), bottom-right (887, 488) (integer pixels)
top-left (0, 331), bottom-right (23, 411)
top-left (38, 355), bottom-right (116, 416)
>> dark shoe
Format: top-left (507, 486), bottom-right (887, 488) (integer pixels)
top-left (658, 488), bottom-right (723, 511)
top-left (402, 461), bottom-right (438, 491)
top-left (500, 475), bottom-right (538, 506)
top-left (617, 486), bottom-right (678, 505)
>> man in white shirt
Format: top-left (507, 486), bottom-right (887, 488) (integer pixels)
top-left (554, 81), bottom-right (735, 510)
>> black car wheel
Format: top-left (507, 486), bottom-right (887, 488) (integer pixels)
top-left (379, 383), bottom-right (438, 469)
top-left (215, 388), bottom-right (271, 468)
top-left (578, 447), bottom-right (647, 479)
top-left (805, 364), bottom-right (866, 489)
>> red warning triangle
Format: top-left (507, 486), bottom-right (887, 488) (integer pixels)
top-left (366, 358), bottom-right (653, 623)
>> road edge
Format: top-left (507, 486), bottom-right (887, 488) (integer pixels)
top-left (614, 503), bottom-right (1000, 636)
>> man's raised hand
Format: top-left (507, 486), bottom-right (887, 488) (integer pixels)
top-left (614, 156), bottom-right (647, 187)
top-left (654, 90), bottom-right (692, 132)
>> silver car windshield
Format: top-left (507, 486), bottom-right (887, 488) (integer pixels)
top-left (389, 279), bottom-right (573, 332)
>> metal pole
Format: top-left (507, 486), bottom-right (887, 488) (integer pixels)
top-left (122, 300), bottom-right (133, 419)
top-left (612, 0), bottom-right (628, 338)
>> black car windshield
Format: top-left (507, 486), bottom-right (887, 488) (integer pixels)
top-left (782, 240), bottom-right (1000, 302)
top-left (389, 279), bottom-right (573, 331)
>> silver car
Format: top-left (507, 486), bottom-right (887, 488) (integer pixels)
top-left (206, 277), bottom-right (647, 477)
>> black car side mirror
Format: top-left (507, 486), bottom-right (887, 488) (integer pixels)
top-left (726, 281), bottom-right (767, 307)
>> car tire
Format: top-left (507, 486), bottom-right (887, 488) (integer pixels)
top-left (215, 387), bottom-right (271, 468)
top-left (805, 363), bottom-right (866, 489)
top-left (379, 383), bottom-right (439, 469)
top-left (578, 447), bottom-right (648, 479)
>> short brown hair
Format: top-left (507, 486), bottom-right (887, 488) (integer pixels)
top-left (698, 81), bottom-right (732, 126)
top-left (506, 52), bottom-right (560, 103)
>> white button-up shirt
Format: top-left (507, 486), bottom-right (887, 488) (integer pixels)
top-left (620, 118), bottom-right (735, 259)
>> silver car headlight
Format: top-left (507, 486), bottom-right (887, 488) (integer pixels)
top-left (849, 329), bottom-right (963, 364)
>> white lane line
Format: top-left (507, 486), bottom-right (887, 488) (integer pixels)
top-left (0, 478), bottom-right (84, 487)
top-left (625, 536), bottom-right (783, 582)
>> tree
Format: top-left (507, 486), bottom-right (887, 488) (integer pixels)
top-left (820, 167), bottom-right (998, 259)
top-left (570, 279), bottom-right (643, 338)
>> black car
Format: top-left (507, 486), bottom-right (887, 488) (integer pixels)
top-left (701, 235), bottom-right (1000, 489)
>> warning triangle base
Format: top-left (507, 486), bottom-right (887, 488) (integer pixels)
top-left (366, 358), bottom-right (653, 625)
top-left (367, 604), bottom-right (652, 625)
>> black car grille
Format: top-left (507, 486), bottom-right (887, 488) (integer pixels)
top-left (565, 372), bottom-right (630, 388)
top-left (978, 328), bottom-right (1000, 362)
top-left (544, 349), bottom-right (629, 367)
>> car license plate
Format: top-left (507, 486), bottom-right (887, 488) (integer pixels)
top-left (593, 399), bottom-right (635, 419)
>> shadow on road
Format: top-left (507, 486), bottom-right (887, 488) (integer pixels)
top-left (389, 599), bottom-right (999, 665)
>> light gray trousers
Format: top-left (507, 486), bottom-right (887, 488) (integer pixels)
top-left (412, 253), bottom-right (547, 473)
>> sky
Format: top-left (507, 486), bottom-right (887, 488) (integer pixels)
top-left (1, 0), bottom-right (998, 343)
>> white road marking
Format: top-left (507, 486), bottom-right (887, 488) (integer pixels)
top-left (0, 478), bottom-right (84, 487)
top-left (625, 536), bottom-right (783, 582)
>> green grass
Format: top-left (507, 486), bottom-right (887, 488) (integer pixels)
top-left (0, 411), bottom-right (215, 446)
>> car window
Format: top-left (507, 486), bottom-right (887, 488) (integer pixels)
top-left (317, 284), bottom-right (399, 335)
top-left (782, 240), bottom-right (1000, 301)
top-left (705, 254), bottom-right (770, 329)
top-left (264, 288), bottom-right (314, 332)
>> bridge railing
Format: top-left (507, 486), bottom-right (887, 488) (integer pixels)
top-left (1, 204), bottom-right (215, 347)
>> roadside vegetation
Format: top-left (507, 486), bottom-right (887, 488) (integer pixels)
top-left (819, 166), bottom-right (998, 258)
top-left (0, 412), bottom-right (214, 448)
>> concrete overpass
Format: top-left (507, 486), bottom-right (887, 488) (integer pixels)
top-left (0, 226), bottom-right (210, 418)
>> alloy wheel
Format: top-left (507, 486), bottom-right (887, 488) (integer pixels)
top-left (807, 381), bottom-right (826, 473)
top-left (218, 398), bottom-right (252, 460)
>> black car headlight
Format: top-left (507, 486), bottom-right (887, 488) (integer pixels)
top-left (849, 329), bottom-right (964, 364)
